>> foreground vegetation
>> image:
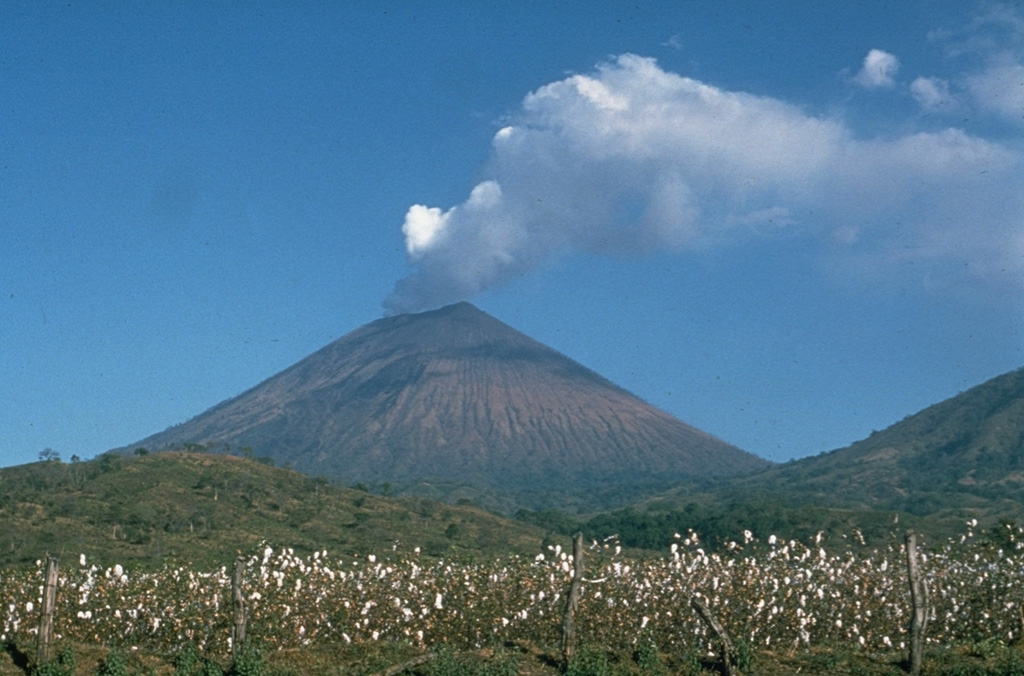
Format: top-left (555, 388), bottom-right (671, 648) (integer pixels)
top-left (0, 452), bottom-right (546, 570)
top-left (3, 522), bottom-right (1024, 675)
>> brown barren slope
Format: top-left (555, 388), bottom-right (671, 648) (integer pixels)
top-left (128, 303), bottom-right (769, 491)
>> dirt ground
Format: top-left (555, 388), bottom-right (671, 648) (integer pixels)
top-left (3, 638), bottom-right (1019, 676)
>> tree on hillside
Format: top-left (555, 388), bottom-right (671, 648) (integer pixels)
top-left (38, 448), bottom-right (61, 463)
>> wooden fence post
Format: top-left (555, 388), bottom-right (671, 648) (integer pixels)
top-left (905, 531), bottom-right (928, 676)
top-left (691, 596), bottom-right (740, 676)
top-left (36, 556), bottom-right (60, 666)
top-left (231, 555), bottom-right (247, 655)
top-left (561, 532), bottom-right (585, 668)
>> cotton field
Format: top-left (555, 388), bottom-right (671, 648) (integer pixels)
top-left (1, 524), bottom-right (1021, 659)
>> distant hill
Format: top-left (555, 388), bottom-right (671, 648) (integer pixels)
top-left (567, 367), bottom-right (1024, 549)
top-left (737, 365), bottom-right (1024, 513)
top-left (124, 302), bottom-right (768, 508)
top-left (0, 451), bottom-right (550, 569)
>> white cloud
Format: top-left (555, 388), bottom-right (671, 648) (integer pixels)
top-left (925, 4), bottom-right (1024, 125)
top-left (734, 206), bottom-right (796, 228)
top-left (911, 76), bottom-right (956, 110)
top-left (967, 56), bottom-right (1024, 121)
top-left (661, 33), bottom-right (685, 51)
top-left (385, 54), bottom-right (1024, 313)
top-left (855, 49), bottom-right (900, 88)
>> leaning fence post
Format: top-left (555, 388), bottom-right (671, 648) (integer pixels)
top-left (691, 595), bottom-right (740, 676)
top-left (36, 556), bottom-right (60, 666)
top-left (231, 555), bottom-right (247, 655)
top-left (561, 532), bottom-right (585, 668)
top-left (905, 531), bottom-right (928, 676)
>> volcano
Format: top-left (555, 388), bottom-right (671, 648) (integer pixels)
top-left (127, 303), bottom-right (769, 492)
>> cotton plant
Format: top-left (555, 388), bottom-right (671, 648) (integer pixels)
top-left (2, 523), bottom-right (1023, 656)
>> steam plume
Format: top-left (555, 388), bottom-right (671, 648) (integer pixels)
top-left (384, 54), bottom-right (1022, 314)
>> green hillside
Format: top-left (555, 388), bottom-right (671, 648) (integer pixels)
top-left (519, 367), bottom-right (1024, 550)
top-left (0, 451), bottom-right (550, 569)
top-left (758, 366), bottom-right (1024, 508)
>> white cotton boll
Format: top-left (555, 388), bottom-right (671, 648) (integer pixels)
top-left (25, 602), bottom-right (33, 613)
top-left (435, 594), bottom-right (443, 610)
top-left (79, 554), bottom-right (86, 567)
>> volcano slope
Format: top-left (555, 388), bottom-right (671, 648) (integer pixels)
top-left (129, 303), bottom-right (769, 504)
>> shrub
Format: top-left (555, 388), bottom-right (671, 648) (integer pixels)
top-left (31, 646), bottom-right (75, 676)
top-left (566, 644), bottom-right (614, 676)
top-left (633, 631), bottom-right (665, 676)
top-left (96, 647), bottom-right (132, 676)
top-left (174, 643), bottom-right (223, 676)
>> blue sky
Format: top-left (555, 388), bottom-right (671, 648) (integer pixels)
top-left (2, 2), bottom-right (1022, 468)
